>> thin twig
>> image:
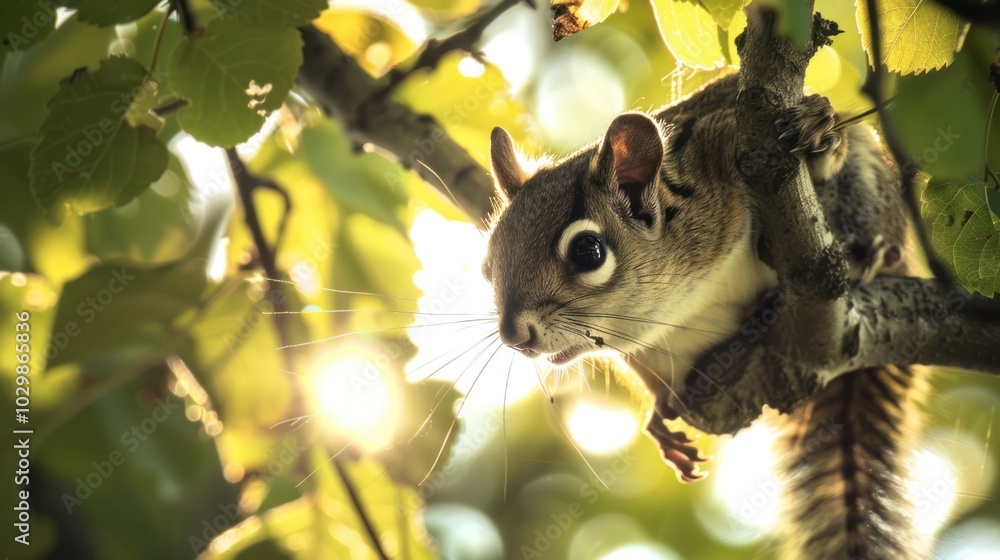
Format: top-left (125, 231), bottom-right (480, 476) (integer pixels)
top-left (832, 95), bottom-right (896, 130)
top-left (859, 0), bottom-right (957, 286)
top-left (224, 148), bottom-right (390, 560)
top-left (371, 0), bottom-right (525, 99)
top-left (145, 4), bottom-right (175, 81)
top-left (151, 98), bottom-right (189, 117)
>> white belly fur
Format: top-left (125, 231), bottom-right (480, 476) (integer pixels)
top-left (634, 221), bottom-right (778, 386)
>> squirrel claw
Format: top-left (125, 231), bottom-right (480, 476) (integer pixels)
top-left (645, 411), bottom-right (707, 484)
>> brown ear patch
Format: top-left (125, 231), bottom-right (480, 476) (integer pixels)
top-left (490, 127), bottom-right (527, 201)
top-left (598, 113), bottom-right (664, 224)
top-left (603, 113), bottom-right (664, 187)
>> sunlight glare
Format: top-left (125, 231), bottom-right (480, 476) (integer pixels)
top-left (333, 0), bottom-right (428, 43)
top-left (600, 543), bottom-right (682, 560)
top-left (423, 504), bottom-right (504, 560)
top-left (567, 401), bottom-right (638, 455)
top-left (536, 50), bottom-right (625, 151)
top-left (312, 351), bottom-right (398, 451)
top-left (457, 56), bottom-right (485, 78)
top-left (207, 237), bottom-right (229, 282)
top-left (407, 211), bottom-right (538, 411)
top-left (712, 422), bottom-right (780, 531)
top-left (481, 7), bottom-right (544, 94)
top-left (907, 447), bottom-right (958, 536)
top-left (935, 518), bottom-right (1000, 559)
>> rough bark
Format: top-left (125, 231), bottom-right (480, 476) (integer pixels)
top-left (297, 25), bottom-right (495, 227)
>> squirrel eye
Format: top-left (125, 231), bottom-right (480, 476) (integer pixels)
top-left (569, 233), bottom-right (606, 270)
top-left (481, 260), bottom-right (493, 283)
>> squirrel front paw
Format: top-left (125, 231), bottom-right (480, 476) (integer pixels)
top-left (775, 94), bottom-right (849, 182)
top-left (644, 409), bottom-right (706, 483)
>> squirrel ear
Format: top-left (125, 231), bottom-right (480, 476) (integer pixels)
top-left (490, 127), bottom-right (527, 200)
top-left (598, 112), bottom-right (664, 188)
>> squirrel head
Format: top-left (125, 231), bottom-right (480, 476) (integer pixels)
top-left (483, 113), bottom-right (745, 367)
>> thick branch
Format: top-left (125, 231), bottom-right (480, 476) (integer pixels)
top-left (735, 7), bottom-right (846, 302)
top-left (677, 277), bottom-right (1000, 434)
top-left (669, 5), bottom-right (1000, 435)
top-left (670, 5), bottom-right (849, 430)
top-left (297, 25), bottom-right (495, 227)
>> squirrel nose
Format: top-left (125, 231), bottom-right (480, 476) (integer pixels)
top-left (499, 313), bottom-right (539, 352)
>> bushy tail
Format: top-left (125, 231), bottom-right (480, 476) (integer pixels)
top-left (774, 365), bottom-right (928, 560)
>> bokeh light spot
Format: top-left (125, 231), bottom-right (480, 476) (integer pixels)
top-left (313, 351), bottom-right (398, 451)
top-left (567, 401), bottom-right (638, 455)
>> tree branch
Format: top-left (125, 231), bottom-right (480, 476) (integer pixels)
top-left (373, 0), bottom-right (526, 99)
top-left (296, 25), bottom-right (496, 228)
top-left (666, 5), bottom-right (1000, 436)
top-left (225, 149), bottom-right (390, 560)
top-left (676, 2), bottom-right (841, 422)
top-left (676, 277), bottom-right (1000, 435)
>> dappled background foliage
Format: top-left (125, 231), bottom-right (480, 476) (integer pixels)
top-left (1, 0), bottom-right (999, 558)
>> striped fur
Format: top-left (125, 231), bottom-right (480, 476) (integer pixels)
top-left (774, 365), bottom-right (928, 559)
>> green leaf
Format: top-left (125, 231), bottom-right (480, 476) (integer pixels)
top-left (39, 373), bottom-right (238, 560)
top-left (47, 259), bottom-right (207, 368)
top-left (701, 0), bottom-right (745, 28)
top-left (29, 55), bottom-right (168, 219)
top-left (651, 0), bottom-right (727, 70)
top-left (923, 181), bottom-right (1000, 296)
top-left (0, 138), bottom-right (92, 282)
top-left (168, 19), bottom-right (302, 147)
top-left (84, 155), bottom-right (202, 264)
top-left (221, 0), bottom-right (328, 29)
top-left (0, 0), bottom-right (59, 52)
top-left (297, 120), bottom-right (409, 232)
top-left (74, 0), bottom-right (162, 26)
top-left (890, 46), bottom-right (991, 178)
top-left (0, 14), bottom-right (117, 144)
top-left (200, 497), bottom-right (352, 560)
top-left (856, 0), bottom-right (969, 75)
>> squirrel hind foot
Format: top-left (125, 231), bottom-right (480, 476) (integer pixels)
top-left (776, 94), bottom-right (849, 182)
top-left (847, 234), bottom-right (903, 283)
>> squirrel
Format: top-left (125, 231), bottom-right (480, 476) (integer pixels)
top-left (483, 72), bottom-right (925, 559)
